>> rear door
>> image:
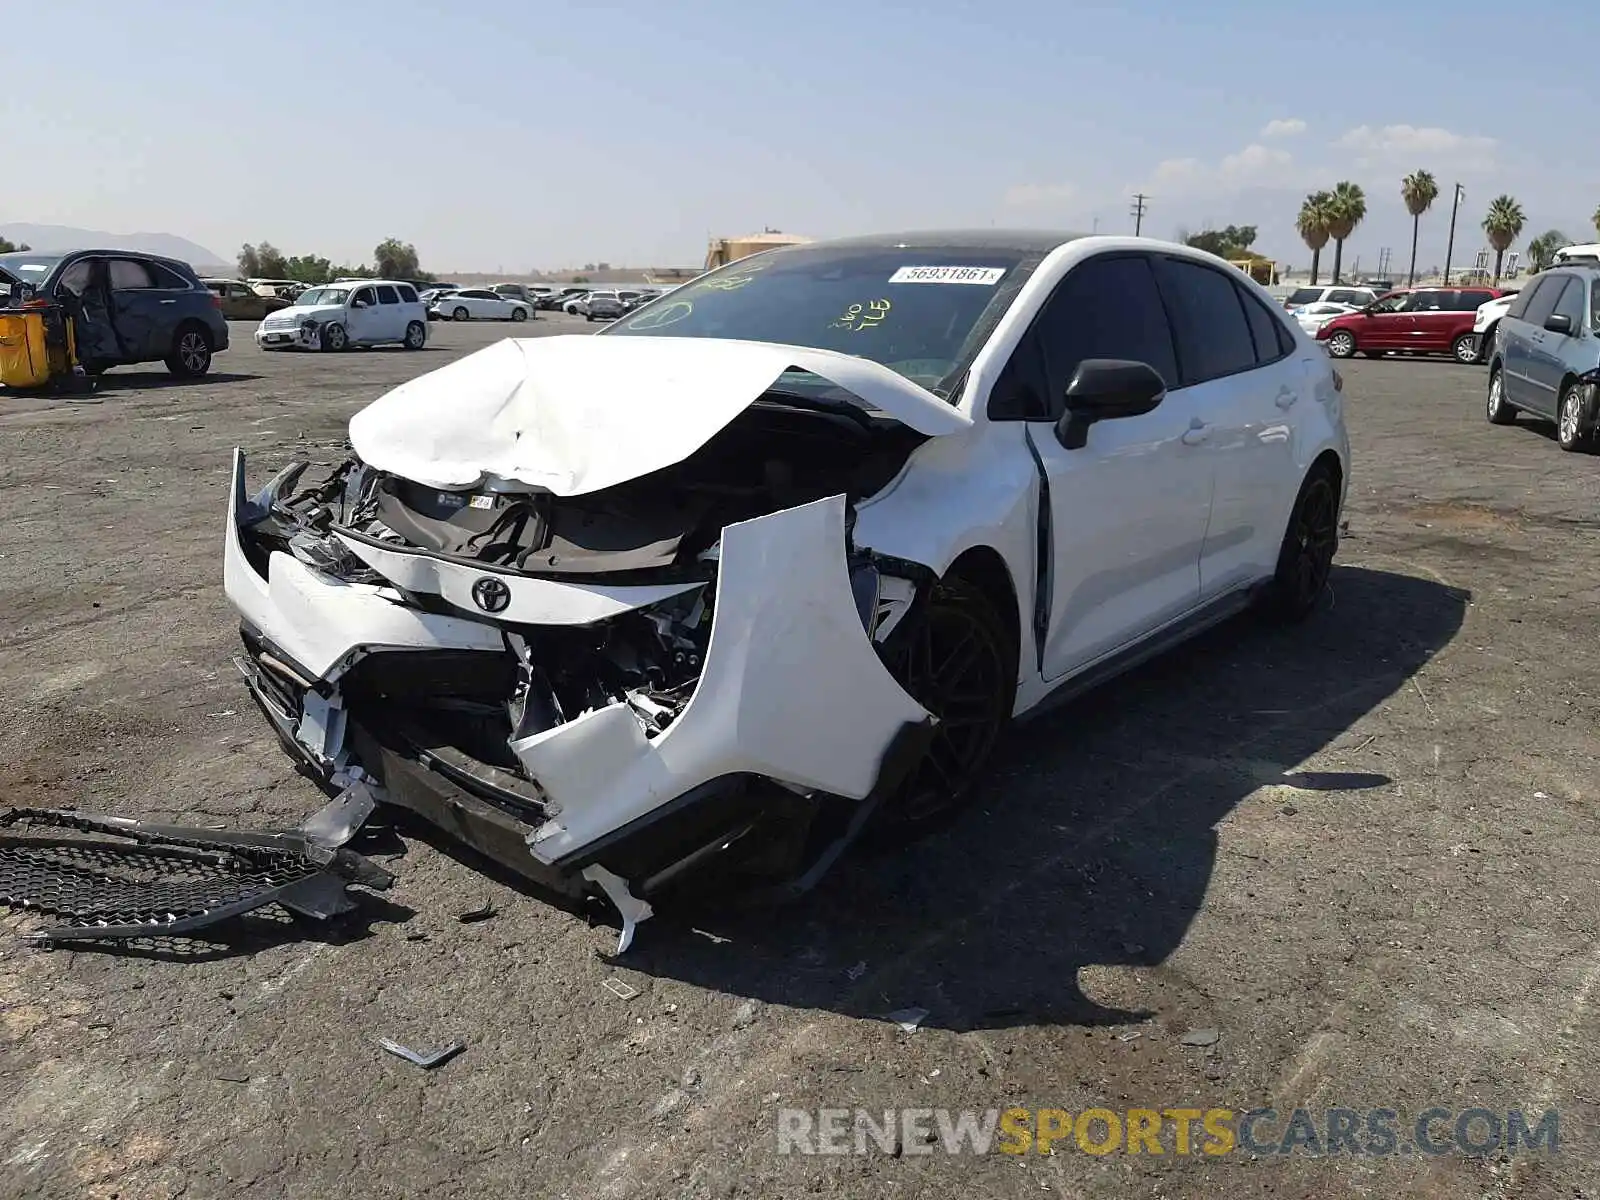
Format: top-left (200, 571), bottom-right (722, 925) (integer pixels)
top-left (1154, 256), bottom-right (1304, 597)
top-left (105, 258), bottom-right (163, 361)
top-left (345, 285), bottom-right (381, 341)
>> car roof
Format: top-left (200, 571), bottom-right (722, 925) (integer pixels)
top-left (776, 228), bottom-right (1090, 255)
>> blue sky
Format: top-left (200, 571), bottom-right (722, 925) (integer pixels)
top-left (8, 1), bottom-right (1591, 273)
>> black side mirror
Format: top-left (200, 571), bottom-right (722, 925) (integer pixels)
top-left (1545, 314), bottom-right (1574, 335)
top-left (1054, 359), bottom-right (1167, 450)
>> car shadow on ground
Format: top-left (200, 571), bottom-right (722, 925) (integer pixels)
top-left (600, 564), bottom-right (1469, 1032)
top-left (85, 371), bottom-right (261, 393)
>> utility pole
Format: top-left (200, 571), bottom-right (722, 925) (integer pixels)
top-left (1130, 193), bottom-right (1148, 236)
top-left (1442, 183), bottom-right (1465, 285)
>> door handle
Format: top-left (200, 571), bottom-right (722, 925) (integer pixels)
top-left (1274, 389), bottom-right (1297, 409)
top-left (1181, 422), bottom-right (1211, 446)
top-left (159, 298), bottom-right (176, 304)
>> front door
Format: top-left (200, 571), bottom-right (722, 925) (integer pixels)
top-left (1527, 277), bottom-right (1586, 410)
top-left (345, 285), bottom-right (381, 342)
top-left (992, 252), bottom-right (1211, 682)
top-left (1499, 278), bottom-right (1558, 408)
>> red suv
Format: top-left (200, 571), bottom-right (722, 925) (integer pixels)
top-left (1315, 285), bottom-right (1504, 363)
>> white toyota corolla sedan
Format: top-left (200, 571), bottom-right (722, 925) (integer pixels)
top-left (223, 231), bottom-right (1349, 948)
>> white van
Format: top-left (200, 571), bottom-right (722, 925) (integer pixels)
top-left (255, 280), bottom-right (429, 351)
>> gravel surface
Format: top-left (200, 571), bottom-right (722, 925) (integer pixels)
top-left (1, 321), bottom-right (1597, 1199)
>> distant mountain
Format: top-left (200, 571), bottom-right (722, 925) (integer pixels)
top-left (0, 224), bottom-right (228, 270)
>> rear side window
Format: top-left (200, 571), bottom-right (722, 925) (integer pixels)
top-left (1328, 289), bottom-right (1367, 305)
top-left (1411, 290), bottom-right (1448, 311)
top-left (1235, 281), bottom-right (1294, 365)
top-left (148, 263), bottom-right (193, 289)
top-left (397, 284), bottom-right (418, 303)
top-left (1154, 257), bottom-right (1257, 384)
top-left (376, 285), bottom-right (399, 304)
top-left (1521, 278), bottom-right (1566, 327)
top-left (1452, 290), bottom-right (1491, 311)
top-left (108, 259), bottom-right (156, 290)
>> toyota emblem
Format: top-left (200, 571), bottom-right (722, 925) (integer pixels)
top-left (471, 576), bottom-right (511, 613)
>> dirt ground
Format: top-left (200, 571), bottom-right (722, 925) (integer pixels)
top-left (1, 317), bottom-right (1598, 1199)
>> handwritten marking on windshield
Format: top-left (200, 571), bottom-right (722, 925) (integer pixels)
top-left (624, 300), bottom-right (693, 330)
top-left (829, 298), bottom-right (891, 332)
top-left (696, 261), bottom-right (771, 293)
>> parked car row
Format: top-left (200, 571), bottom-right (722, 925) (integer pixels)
top-left (1307, 285), bottom-right (1504, 363)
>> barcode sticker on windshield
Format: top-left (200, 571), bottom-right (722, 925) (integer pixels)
top-left (888, 266), bottom-right (1007, 285)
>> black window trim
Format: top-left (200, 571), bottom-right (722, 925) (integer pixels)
top-left (985, 250), bottom-right (1181, 423)
top-left (1151, 252), bottom-right (1285, 388)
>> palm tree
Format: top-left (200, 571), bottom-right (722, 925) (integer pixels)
top-left (1482, 195), bottom-right (1526, 284)
top-left (1527, 230), bottom-right (1569, 272)
top-left (1592, 204), bottom-right (1600, 239)
top-left (1296, 191), bottom-right (1334, 285)
top-left (1325, 181), bottom-right (1366, 284)
top-left (1401, 170), bottom-right (1439, 286)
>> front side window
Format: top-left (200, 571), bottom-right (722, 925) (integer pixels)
top-left (606, 244), bottom-right (1040, 397)
top-left (1154, 257), bottom-right (1257, 384)
top-left (1551, 277), bottom-right (1585, 331)
top-left (351, 287), bottom-right (376, 306)
top-left (1520, 278), bottom-right (1566, 327)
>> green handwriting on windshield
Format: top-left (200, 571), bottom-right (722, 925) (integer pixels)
top-left (691, 260), bottom-right (770, 294)
top-left (829, 298), bottom-right (891, 332)
top-left (624, 299), bottom-right (693, 330)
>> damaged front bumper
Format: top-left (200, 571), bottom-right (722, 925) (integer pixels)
top-left (255, 321), bottom-right (322, 350)
top-left (224, 450), bottom-right (935, 945)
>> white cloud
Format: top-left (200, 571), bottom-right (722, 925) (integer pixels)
top-left (1261, 118), bottom-right (1307, 139)
top-left (1333, 124), bottom-right (1497, 170)
top-left (1133, 143), bottom-right (1298, 198)
top-left (1003, 181), bottom-right (1077, 207)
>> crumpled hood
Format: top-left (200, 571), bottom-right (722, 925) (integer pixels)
top-left (346, 335), bottom-right (972, 496)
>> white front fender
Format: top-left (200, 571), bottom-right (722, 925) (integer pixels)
top-left (515, 493), bottom-right (934, 862)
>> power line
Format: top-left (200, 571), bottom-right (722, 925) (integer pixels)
top-left (1130, 193), bottom-right (1149, 236)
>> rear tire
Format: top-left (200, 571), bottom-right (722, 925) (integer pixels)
top-left (1486, 367), bottom-right (1516, 425)
top-left (1260, 462), bottom-right (1340, 623)
top-left (403, 321), bottom-right (426, 350)
top-left (1451, 333), bottom-right (1479, 364)
top-left (165, 324), bottom-right (213, 377)
top-left (1326, 330), bottom-right (1356, 359)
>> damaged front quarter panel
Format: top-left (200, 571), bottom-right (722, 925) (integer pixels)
top-left (515, 492), bottom-right (936, 863)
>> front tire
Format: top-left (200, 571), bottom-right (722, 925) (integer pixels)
top-left (870, 576), bottom-right (1016, 836)
top-left (1451, 333), bottom-right (1480, 365)
top-left (1260, 462), bottom-right (1340, 623)
top-left (319, 322), bottom-right (348, 352)
top-left (510, 307), bottom-right (528, 322)
top-left (1326, 330), bottom-right (1356, 359)
top-left (403, 321), bottom-right (426, 350)
top-left (1557, 380), bottom-right (1592, 452)
top-left (1486, 367), bottom-right (1516, 425)
top-left (165, 325), bottom-right (213, 377)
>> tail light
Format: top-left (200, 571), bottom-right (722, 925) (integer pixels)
top-left (211, 294), bottom-right (223, 309)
